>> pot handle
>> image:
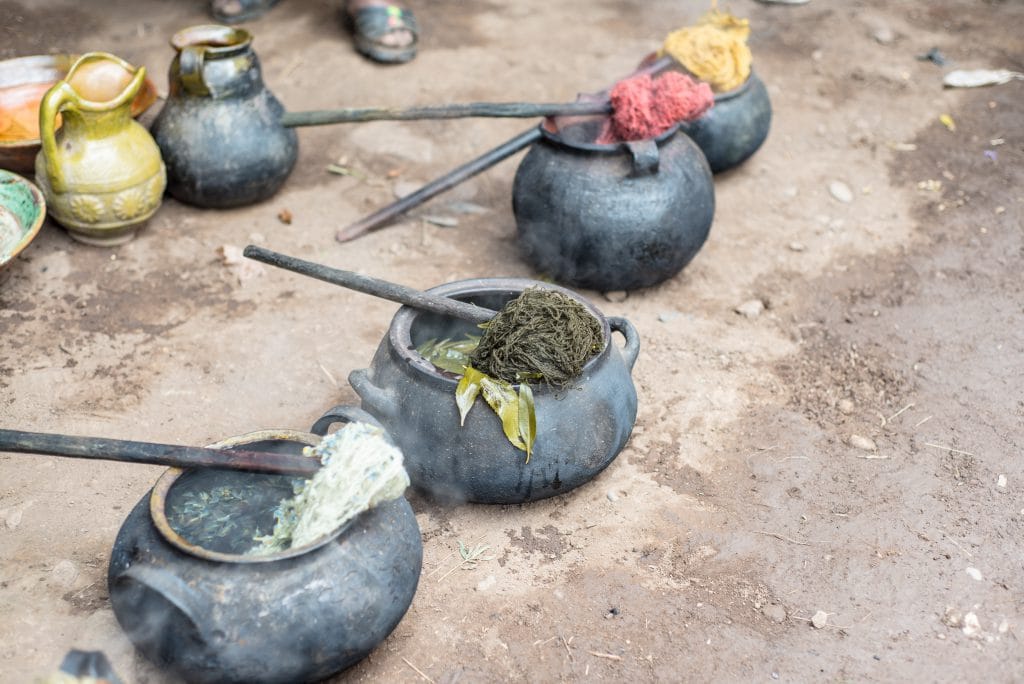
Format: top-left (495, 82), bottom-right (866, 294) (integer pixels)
top-left (626, 139), bottom-right (660, 177)
top-left (112, 564), bottom-right (208, 642)
top-left (311, 404), bottom-right (385, 435)
top-left (608, 316), bottom-right (640, 372)
top-left (178, 45), bottom-right (210, 97)
top-left (348, 368), bottom-right (399, 421)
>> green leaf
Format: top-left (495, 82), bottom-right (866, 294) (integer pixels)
top-left (455, 366), bottom-right (484, 426)
top-left (518, 383), bottom-right (536, 462)
top-left (418, 334), bottom-right (480, 374)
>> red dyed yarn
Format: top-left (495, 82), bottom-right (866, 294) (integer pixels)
top-left (596, 72), bottom-right (714, 144)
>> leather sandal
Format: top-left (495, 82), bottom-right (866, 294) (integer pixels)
top-left (348, 3), bottom-right (419, 64)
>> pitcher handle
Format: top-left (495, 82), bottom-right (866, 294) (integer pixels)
top-left (38, 82), bottom-right (75, 193)
top-left (311, 404), bottom-right (385, 435)
top-left (179, 45), bottom-right (210, 96)
top-left (626, 139), bottom-right (660, 177)
top-left (608, 316), bottom-right (640, 372)
top-left (112, 564), bottom-right (208, 642)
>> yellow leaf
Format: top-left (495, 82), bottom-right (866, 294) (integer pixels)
top-left (455, 367), bottom-right (484, 426)
top-left (939, 113), bottom-right (956, 131)
top-left (518, 383), bottom-right (536, 463)
top-left (479, 375), bottom-right (527, 451)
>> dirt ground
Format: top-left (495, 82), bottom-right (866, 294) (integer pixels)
top-left (1, 0), bottom-right (1022, 681)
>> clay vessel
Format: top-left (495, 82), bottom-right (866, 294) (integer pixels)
top-left (679, 70), bottom-right (772, 174)
top-left (349, 277), bottom-right (640, 504)
top-left (34, 53), bottom-right (166, 245)
top-left (512, 121), bottom-right (715, 291)
top-left (107, 406), bottom-right (422, 684)
top-left (152, 25), bottom-right (298, 208)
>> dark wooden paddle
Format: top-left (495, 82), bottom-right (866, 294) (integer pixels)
top-left (0, 428), bottom-right (321, 477)
top-left (243, 245), bottom-right (498, 324)
top-left (280, 100), bottom-right (612, 128)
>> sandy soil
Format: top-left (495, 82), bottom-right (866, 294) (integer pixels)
top-left (1, 0), bottom-right (1022, 681)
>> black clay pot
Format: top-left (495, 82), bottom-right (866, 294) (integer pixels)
top-left (151, 25), bottom-right (298, 208)
top-left (679, 70), bottom-right (772, 174)
top-left (348, 277), bottom-right (640, 504)
top-left (107, 407), bottom-right (421, 684)
top-left (512, 121), bottom-right (715, 291)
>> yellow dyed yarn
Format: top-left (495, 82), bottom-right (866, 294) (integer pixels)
top-left (661, 9), bottom-right (752, 92)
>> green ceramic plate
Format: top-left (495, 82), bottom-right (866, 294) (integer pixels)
top-left (0, 169), bottom-right (46, 276)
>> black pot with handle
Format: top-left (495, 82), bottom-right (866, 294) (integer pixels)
top-left (349, 277), bottom-right (641, 504)
top-left (107, 406), bottom-right (421, 684)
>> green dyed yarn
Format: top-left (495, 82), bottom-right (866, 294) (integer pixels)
top-left (468, 288), bottom-right (603, 388)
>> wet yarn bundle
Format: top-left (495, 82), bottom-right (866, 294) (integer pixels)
top-left (597, 71), bottom-right (714, 143)
top-left (468, 287), bottom-right (603, 388)
top-left (661, 8), bottom-right (753, 92)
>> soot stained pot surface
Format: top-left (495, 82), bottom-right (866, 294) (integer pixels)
top-left (513, 120), bottom-right (715, 291)
top-left (348, 277), bottom-right (640, 504)
top-left (679, 70), bottom-right (772, 174)
top-left (107, 410), bottom-right (421, 684)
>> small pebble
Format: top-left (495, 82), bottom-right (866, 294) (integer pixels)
top-left (962, 612), bottom-right (981, 637)
top-left (782, 186), bottom-right (799, 199)
top-left (811, 610), bottom-right (829, 629)
top-left (658, 311), bottom-right (680, 323)
top-left (871, 26), bottom-right (895, 44)
top-left (603, 290), bottom-right (628, 303)
top-left (849, 434), bottom-right (877, 451)
top-left (735, 299), bottom-right (765, 319)
top-left (829, 181), bottom-right (854, 203)
top-left (606, 489), bottom-right (620, 502)
top-left (763, 604), bottom-right (787, 623)
top-left (475, 574), bottom-right (497, 592)
top-left (965, 567), bottom-right (983, 581)
top-left (837, 398), bottom-right (855, 415)
top-left (788, 241), bottom-right (807, 252)
top-left (942, 607), bottom-right (963, 628)
top-left (50, 559), bottom-right (79, 588)
top-left (996, 474), bottom-right (1007, 488)
top-left (4, 507), bottom-right (23, 531)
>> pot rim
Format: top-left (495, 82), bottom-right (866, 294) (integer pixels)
top-left (538, 118), bottom-right (681, 153)
top-left (170, 24), bottom-right (253, 56)
top-left (711, 69), bottom-right (758, 103)
top-left (387, 277), bottom-right (613, 391)
top-left (148, 429), bottom-right (357, 564)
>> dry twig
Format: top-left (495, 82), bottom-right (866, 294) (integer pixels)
top-left (756, 531), bottom-right (828, 546)
top-left (588, 651), bottom-right (622, 661)
top-left (925, 442), bottom-right (977, 457)
top-left (402, 657), bottom-right (435, 683)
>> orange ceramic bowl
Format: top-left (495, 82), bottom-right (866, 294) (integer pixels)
top-left (0, 54), bottom-right (159, 175)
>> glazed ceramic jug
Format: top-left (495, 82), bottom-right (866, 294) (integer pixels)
top-left (35, 53), bottom-right (166, 245)
top-left (152, 25), bottom-right (298, 208)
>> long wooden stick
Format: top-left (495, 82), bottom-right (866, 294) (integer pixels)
top-left (281, 100), bottom-right (611, 127)
top-left (243, 245), bottom-right (497, 323)
top-left (0, 429), bottom-right (320, 476)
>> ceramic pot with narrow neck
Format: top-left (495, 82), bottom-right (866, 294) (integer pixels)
top-left (151, 24), bottom-right (298, 208)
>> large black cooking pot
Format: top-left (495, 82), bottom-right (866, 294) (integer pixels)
top-left (512, 120), bottom-right (715, 291)
top-left (679, 70), bottom-right (772, 174)
top-left (107, 407), bottom-right (421, 684)
top-left (347, 278), bottom-right (640, 504)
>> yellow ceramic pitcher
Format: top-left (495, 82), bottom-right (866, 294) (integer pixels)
top-left (35, 52), bottom-right (166, 245)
